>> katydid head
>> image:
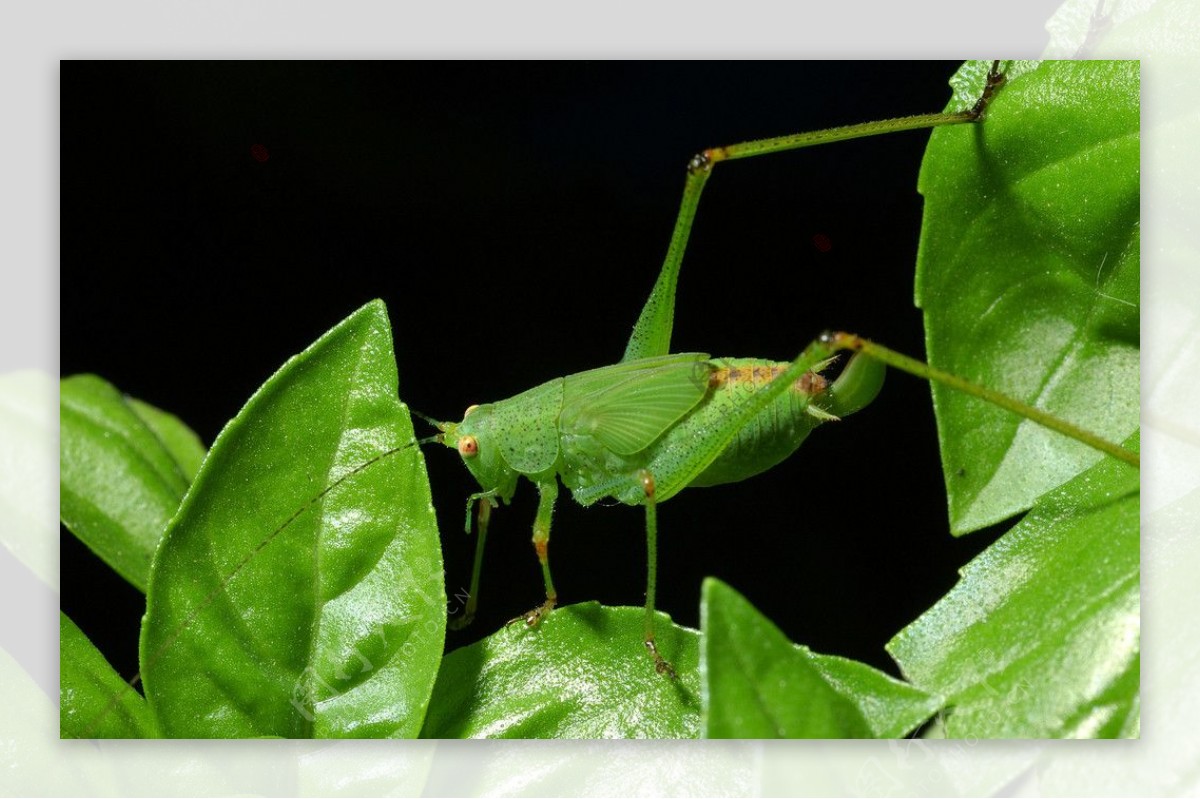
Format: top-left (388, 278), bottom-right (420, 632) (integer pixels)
top-left (437, 404), bottom-right (520, 501)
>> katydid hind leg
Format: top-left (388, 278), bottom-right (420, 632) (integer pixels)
top-left (621, 63), bottom-right (1007, 365)
top-left (621, 166), bottom-right (710, 363)
top-left (825, 332), bottom-right (1140, 468)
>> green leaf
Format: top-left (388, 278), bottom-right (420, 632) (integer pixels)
top-left (0, 370), bottom-right (56, 587)
top-left (139, 300), bottom-right (444, 738)
top-left (60, 612), bottom-right (158, 738)
top-left (60, 375), bottom-right (200, 592)
top-left (917, 60), bottom-right (1140, 534)
top-left (421, 603), bottom-right (700, 738)
top-left (127, 398), bottom-right (208, 482)
top-left (887, 433), bottom-right (1139, 738)
top-left (701, 579), bottom-right (939, 739)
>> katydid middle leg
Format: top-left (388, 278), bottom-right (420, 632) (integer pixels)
top-left (628, 339), bottom-right (852, 678)
top-left (639, 468), bottom-right (677, 678)
top-left (510, 478), bottom-right (561, 627)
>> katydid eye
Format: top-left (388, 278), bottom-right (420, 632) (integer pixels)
top-left (464, 404), bottom-right (480, 417)
top-left (457, 435), bottom-right (478, 458)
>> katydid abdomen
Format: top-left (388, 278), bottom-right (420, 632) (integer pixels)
top-left (687, 358), bottom-right (839, 490)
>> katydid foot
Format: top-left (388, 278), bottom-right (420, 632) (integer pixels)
top-left (506, 596), bottom-right (557, 628)
top-left (645, 638), bottom-right (677, 679)
top-left (648, 633), bottom-right (676, 676)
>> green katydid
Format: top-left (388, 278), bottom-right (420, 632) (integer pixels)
top-left (433, 347), bottom-right (885, 675)
top-left (419, 61), bottom-right (1138, 676)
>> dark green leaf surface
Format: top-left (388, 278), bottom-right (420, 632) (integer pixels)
top-left (887, 433), bottom-right (1139, 738)
top-left (128, 398), bottom-right (208, 482)
top-left (917, 60), bottom-right (1140, 534)
top-left (140, 301), bottom-right (444, 738)
top-left (421, 603), bottom-right (700, 738)
top-left (60, 612), bottom-right (157, 738)
top-left (701, 579), bottom-right (939, 738)
top-left (60, 375), bottom-right (198, 592)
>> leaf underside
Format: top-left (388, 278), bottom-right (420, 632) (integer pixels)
top-left (60, 612), bottom-right (158, 739)
top-left (60, 375), bottom-right (203, 593)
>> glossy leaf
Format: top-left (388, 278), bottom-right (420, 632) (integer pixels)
top-left (701, 579), bottom-right (939, 739)
top-left (60, 375), bottom-right (199, 592)
top-left (128, 398), bottom-right (208, 482)
top-left (421, 603), bottom-right (700, 739)
top-left (140, 301), bottom-right (444, 738)
top-left (60, 612), bottom-right (158, 738)
top-left (917, 60), bottom-right (1140, 534)
top-left (0, 370), bottom-right (56, 587)
top-left (887, 433), bottom-right (1139, 738)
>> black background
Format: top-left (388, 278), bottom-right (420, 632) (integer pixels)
top-left (61, 61), bottom-right (1004, 683)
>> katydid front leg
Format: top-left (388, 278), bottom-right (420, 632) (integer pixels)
top-left (449, 489), bottom-right (497, 631)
